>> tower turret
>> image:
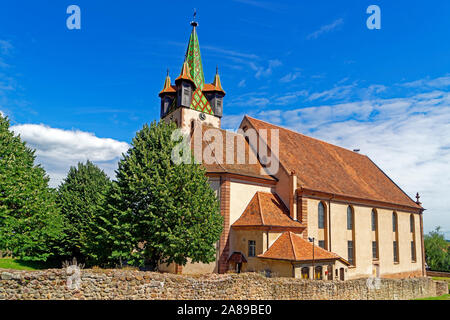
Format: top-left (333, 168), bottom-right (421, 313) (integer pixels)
top-left (159, 70), bottom-right (176, 118)
top-left (158, 18), bottom-right (224, 129)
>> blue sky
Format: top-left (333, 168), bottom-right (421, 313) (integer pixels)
top-left (1, 1), bottom-right (449, 237)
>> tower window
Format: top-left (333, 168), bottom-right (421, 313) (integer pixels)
top-left (410, 215), bottom-right (415, 233)
top-left (318, 240), bottom-right (325, 249)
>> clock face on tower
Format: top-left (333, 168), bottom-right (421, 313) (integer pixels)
top-left (199, 113), bottom-right (206, 121)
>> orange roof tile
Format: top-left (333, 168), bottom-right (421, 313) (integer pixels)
top-left (244, 116), bottom-right (421, 210)
top-left (232, 192), bottom-right (304, 229)
top-left (202, 73), bottom-right (225, 94)
top-left (191, 124), bottom-right (275, 181)
top-left (258, 232), bottom-right (349, 264)
top-left (176, 60), bottom-right (195, 83)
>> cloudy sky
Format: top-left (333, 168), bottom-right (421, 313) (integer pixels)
top-left (0, 1), bottom-right (449, 237)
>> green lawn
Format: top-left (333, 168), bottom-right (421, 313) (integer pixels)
top-left (416, 294), bottom-right (450, 300)
top-left (0, 258), bottom-right (55, 270)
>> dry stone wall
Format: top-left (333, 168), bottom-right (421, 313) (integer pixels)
top-left (0, 269), bottom-right (447, 300)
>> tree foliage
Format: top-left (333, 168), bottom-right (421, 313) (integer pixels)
top-left (93, 120), bottom-right (223, 268)
top-left (424, 226), bottom-right (450, 272)
top-left (57, 160), bottom-right (112, 262)
top-left (0, 115), bottom-right (64, 261)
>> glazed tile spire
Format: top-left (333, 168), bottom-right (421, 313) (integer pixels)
top-left (185, 21), bottom-right (205, 90)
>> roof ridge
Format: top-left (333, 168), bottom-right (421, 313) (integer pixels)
top-left (244, 115), bottom-right (366, 157)
top-left (288, 232), bottom-right (297, 261)
top-left (257, 192), bottom-right (265, 225)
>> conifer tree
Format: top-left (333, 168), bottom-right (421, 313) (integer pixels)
top-left (0, 115), bottom-right (64, 261)
top-left (100, 120), bottom-right (223, 269)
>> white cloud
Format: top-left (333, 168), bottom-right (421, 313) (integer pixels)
top-left (10, 124), bottom-right (130, 187)
top-left (238, 79), bottom-right (246, 88)
top-left (401, 75), bottom-right (450, 89)
top-left (253, 88), bottom-right (450, 237)
top-left (251, 59), bottom-right (282, 79)
top-left (307, 18), bottom-right (344, 40)
top-left (280, 71), bottom-right (302, 83)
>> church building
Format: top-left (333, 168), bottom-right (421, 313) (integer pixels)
top-left (158, 20), bottom-right (426, 280)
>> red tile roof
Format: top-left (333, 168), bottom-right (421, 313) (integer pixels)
top-left (244, 116), bottom-right (421, 210)
top-left (227, 252), bottom-right (248, 263)
top-left (232, 192), bottom-right (304, 230)
top-left (258, 231), bottom-right (349, 264)
top-left (192, 124), bottom-right (276, 181)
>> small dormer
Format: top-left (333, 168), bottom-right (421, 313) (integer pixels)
top-left (175, 60), bottom-right (196, 108)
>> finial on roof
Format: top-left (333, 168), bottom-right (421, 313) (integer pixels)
top-left (416, 192), bottom-right (421, 205)
top-left (216, 65), bottom-right (219, 74)
top-left (166, 69), bottom-right (169, 76)
top-left (190, 8), bottom-right (198, 27)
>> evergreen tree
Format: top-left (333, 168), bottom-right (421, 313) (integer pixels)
top-left (101, 120), bottom-right (223, 268)
top-left (0, 115), bottom-right (65, 261)
top-left (57, 160), bottom-right (112, 262)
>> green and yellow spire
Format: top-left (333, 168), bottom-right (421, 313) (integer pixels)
top-left (184, 20), bottom-right (214, 115)
top-left (185, 21), bottom-right (205, 90)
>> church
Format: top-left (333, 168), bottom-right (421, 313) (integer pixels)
top-left (157, 20), bottom-right (426, 280)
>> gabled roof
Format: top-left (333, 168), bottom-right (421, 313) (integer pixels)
top-left (258, 231), bottom-right (349, 264)
top-left (192, 124), bottom-right (275, 181)
top-left (232, 192), bottom-right (304, 230)
top-left (243, 116), bottom-right (421, 210)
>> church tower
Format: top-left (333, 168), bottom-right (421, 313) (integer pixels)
top-left (159, 20), bottom-right (225, 130)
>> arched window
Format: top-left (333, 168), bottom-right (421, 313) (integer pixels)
top-left (301, 267), bottom-right (309, 279)
top-left (371, 209), bottom-right (377, 231)
top-left (347, 206), bottom-right (353, 230)
top-left (315, 266), bottom-right (322, 280)
top-left (318, 202), bottom-right (325, 229)
top-left (410, 215), bottom-right (415, 233)
top-left (392, 212), bottom-right (398, 232)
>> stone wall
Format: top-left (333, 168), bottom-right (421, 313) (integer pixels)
top-left (0, 269), bottom-right (447, 300)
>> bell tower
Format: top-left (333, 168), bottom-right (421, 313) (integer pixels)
top-left (159, 19), bottom-right (225, 130)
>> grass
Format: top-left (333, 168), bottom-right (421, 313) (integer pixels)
top-left (415, 277), bottom-right (450, 300)
top-left (416, 294), bottom-right (450, 300)
top-left (0, 258), bottom-right (56, 270)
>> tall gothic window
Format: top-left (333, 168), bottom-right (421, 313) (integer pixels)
top-left (371, 209), bottom-right (377, 231)
top-left (318, 202), bottom-right (325, 229)
top-left (347, 206), bottom-right (353, 230)
top-left (410, 214), bottom-right (415, 233)
top-left (348, 241), bottom-right (354, 265)
top-left (392, 212), bottom-right (398, 232)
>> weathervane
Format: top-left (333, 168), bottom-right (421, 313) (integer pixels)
top-left (191, 8), bottom-right (198, 27)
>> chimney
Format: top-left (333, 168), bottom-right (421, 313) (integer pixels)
top-left (289, 170), bottom-right (298, 220)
